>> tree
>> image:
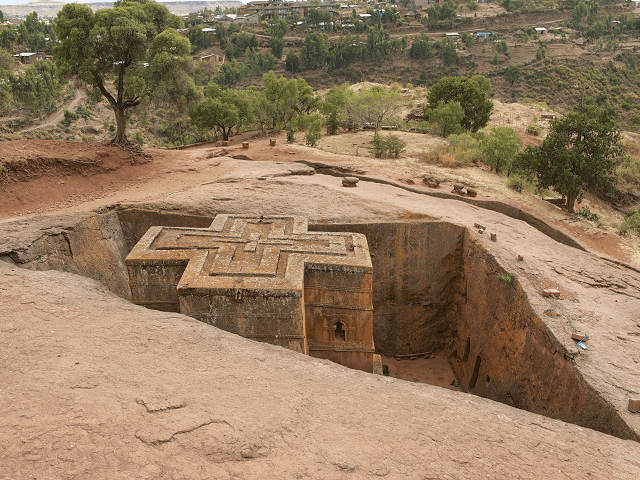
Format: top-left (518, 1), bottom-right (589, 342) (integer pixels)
top-left (55, 2), bottom-right (197, 145)
top-left (0, 48), bottom-right (14, 116)
top-left (504, 65), bottom-right (521, 86)
top-left (572, 1), bottom-right (588, 27)
top-left (345, 85), bottom-right (403, 131)
top-left (299, 32), bottom-right (329, 70)
top-left (427, 0), bottom-right (457, 22)
top-left (512, 106), bottom-right (620, 213)
top-left (0, 48), bottom-right (15, 74)
top-left (285, 51), bottom-right (300, 73)
top-left (440, 37), bottom-right (459, 65)
top-left (269, 18), bottom-right (287, 39)
top-left (425, 76), bottom-right (493, 132)
top-left (0, 10), bottom-right (3, 23)
top-left (321, 82), bottom-right (349, 134)
top-left (429, 100), bottom-right (464, 137)
top-left (189, 83), bottom-right (253, 141)
top-left (409, 33), bottom-right (434, 59)
top-left (187, 25), bottom-right (209, 49)
top-left (270, 36), bottom-right (284, 59)
top-left (480, 127), bottom-right (522, 174)
top-left (461, 32), bottom-right (474, 49)
top-left (254, 72), bottom-right (318, 130)
top-left (495, 40), bottom-right (508, 57)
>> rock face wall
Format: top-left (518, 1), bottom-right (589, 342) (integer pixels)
top-left (454, 238), bottom-right (639, 441)
top-left (311, 222), bottom-right (465, 356)
top-left (313, 220), bottom-right (638, 441)
top-left (0, 210), bottom-right (130, 299)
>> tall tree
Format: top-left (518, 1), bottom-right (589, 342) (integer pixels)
top-left (513, 106), bottom-right (620, 213)
top-left (425, 76), bottom-right (493, 132)
top-left (429, 100), bottom-right (464, 137)
top-left (504, 65), bottom-right (521, 86)
top-left (254, 72), bottom-right (318, 130)
top-left (346, 85), bottom-right (403, 131)
top-left (189, 83), bottom-right (254, 141)
top-left (480, 127), bottom-right (522, 174)
top-left (54, 1), bottom-right (198, 145)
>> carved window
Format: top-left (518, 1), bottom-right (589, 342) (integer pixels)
top-left (334, 321), bottom-right (346, 343)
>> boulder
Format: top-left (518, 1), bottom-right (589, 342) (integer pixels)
top-left (423, 176), bottom-right (440, 188)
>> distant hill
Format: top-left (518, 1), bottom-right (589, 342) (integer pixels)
top-left (0, 0), bottom-right (244, 19)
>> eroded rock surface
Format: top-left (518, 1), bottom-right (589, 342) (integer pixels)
top-left (2, 264), bottom-right (640, 479)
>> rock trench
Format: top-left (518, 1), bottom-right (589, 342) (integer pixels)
top-left (1, 206), bottom-right (638, 442)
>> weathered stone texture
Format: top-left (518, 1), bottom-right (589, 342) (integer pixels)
top-left (126, 215), bottom-right (376, 372)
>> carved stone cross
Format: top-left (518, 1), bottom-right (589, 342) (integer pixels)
top-left (126, 215), bottom-right (377, 372)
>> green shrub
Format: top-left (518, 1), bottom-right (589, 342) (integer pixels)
top-left (305, 117), bottom-right (322, 147)
top-left (75, 105), bottom-right (91, 119)
top-left (422, 132), bottom-right (482, 167)
top-left (385, 134), bottom-right (406, 158)
top-left (506, 175), bottom-right (525, 192)
top-left (576, 205), bottom-right (600, 222)
top-left (371, 132), bottom-right (386, 158)
top-left (618, 209), bottom-right (640, 235)
top-left (286, 123), bottom-right (296, 143)
top-left (371, 133), bottom-right (406, 159)
top-left (60, 109), bottom-right (78, 127)
top-left (527, 123), bottom-right (541, 136)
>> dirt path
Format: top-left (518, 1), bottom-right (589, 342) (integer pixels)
top-left (20, 88), bottom-right (87, 132)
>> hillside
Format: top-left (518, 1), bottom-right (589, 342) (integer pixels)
top-left (0, 0), bottom-right (243, 18)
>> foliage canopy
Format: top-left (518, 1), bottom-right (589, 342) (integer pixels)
top-left (425, 76), bottom-right (493, 132)
top-left (513, 105), bottom-right (621, 213)
top-left (54, 1), bottom-right (198, 145)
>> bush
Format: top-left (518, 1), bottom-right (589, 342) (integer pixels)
top-left (618, 209), bottom-right (640, 235)
top-left (371, 132), bottom-right (406, 158)
top-left (286, 123), bottom-right (296, 143)
top-left (385, 134), bottom-right (406, 158)
top-left (575, 205), bottom-right (600, 222)
top-left (422, 133), bottom-right (482, 168)
top-left (506, 175), bottom-right (525, 192)
top-left (371, 132), bottom-right (386, 158)
top-left (305, 117), bottom-right (322, 147)
top-left (75, 105), bottom-right (91, 119)
top-left (527, 123), bottom-right (541, 136)
top-left (60, 109), bottom-right (78, 127)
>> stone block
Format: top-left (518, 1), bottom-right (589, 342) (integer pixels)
top-left (490, 233), bottom-right (497, 242)
top-left (423, 176), bottom-right (440, 188)
top-left (629, 399), bottom-right (640, 413)
top-left (543, 288), bottom-right (560, 298)
top-left (453, 183), bottom-right (464, 191)
top-left (270, 138), bottom-right (276, 146)
top-left (342, 177), bottom-right (359, 187)
top-left (572, 333), bottom-right (588, 341)
top-left (221, 140), bottom-right (230, 147)
top-left (126, 215), bottom-right (376, 373)
top-left (466, 187), bottom-right (477, 197)
top-left (242, 141), bottom-right (249, 149)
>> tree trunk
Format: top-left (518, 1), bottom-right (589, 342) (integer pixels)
top-left (566, 193), bottom-right (578, 213)
top-left (112, 106), bottom-right (128, 145)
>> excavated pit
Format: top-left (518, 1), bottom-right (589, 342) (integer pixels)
top-left (1, 206), bottom-right (637, 442)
